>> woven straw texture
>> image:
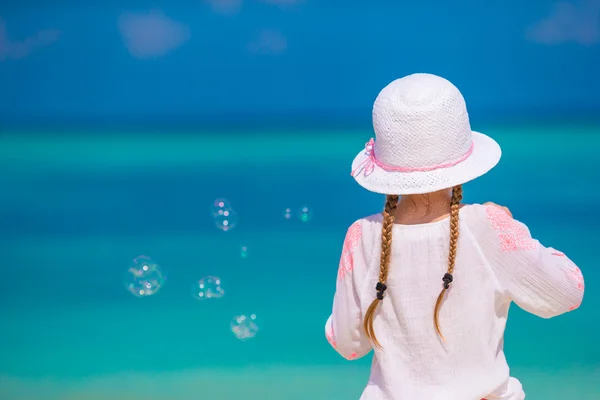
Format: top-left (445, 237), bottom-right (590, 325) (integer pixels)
top-left (352, 73), bottom-right (501, 194)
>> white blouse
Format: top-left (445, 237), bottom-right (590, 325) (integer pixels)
top-left (325, 204), bottom-right (584, 400)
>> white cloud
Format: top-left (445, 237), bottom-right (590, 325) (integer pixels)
top-left (203, 0), bottom-right (301, 14)
top-left (259, 0), bottom-right (303, 7)
top-left (247, 29), bottom-right (287, 55)
top-left (118, 10), bottom-right (190, 59)
top-left (527, 0), bottom-right (600, 45)
top-left (0, 17), bottom-right (61, 61)
top-left (204, 0), bottom-right (243, 15)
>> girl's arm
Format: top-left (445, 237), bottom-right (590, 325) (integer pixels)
top-left (325, 219), bottom-right (373, 360)
top-left (473, 204), bottom-right (584, 318)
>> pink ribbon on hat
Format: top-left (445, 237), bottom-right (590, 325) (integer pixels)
top-left (351, 138), bottom-right (377, 177)
top-left (351, 138), bottom-right (475, 177)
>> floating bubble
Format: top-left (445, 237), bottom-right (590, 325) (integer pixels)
top-left (215, 209), bottom-right (238, 231)
top-left (241, 246), bottom-right (248, 258)
top-left (125, 255), bottom-right (166, 298)
top-left (298, 205), bottom-right (312, 223)
top-left (283, 208), bottom-right (293, 220)
top-left (210, 198), bottom-right (234, 218)
top-left (231, 314), bottom-right (259, 340)
top-left (192, 276), bottom-right (225, 300)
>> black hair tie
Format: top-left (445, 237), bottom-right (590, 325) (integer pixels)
top-left (442, 273), bottom-right (453, 289)
top-left (375, 282), bottom-right (387, 300)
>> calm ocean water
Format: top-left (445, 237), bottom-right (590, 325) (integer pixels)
top-left (0, 126), bottom-right (598, 399)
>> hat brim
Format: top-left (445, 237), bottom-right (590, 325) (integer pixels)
top-left (351, 131), bottom-right (501, 195)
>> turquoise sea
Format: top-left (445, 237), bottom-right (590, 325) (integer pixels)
top-left (0, 125), bottom-right (598, 399)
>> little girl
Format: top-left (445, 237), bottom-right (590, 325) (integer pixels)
top-left (324, 73), bottom-right (585, 400)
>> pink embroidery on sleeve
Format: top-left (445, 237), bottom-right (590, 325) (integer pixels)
top-left (564, 263), bottom-right (584, 311)
top-left (326, 325), bottom-right (337, 348)
top-left (485, 206), bottom-right (536, 252)
top-left (486, 206), bottom-right (514, 231)
top-left (347, 352), bottom-right (358, 360)
top-left (567, 266), bottom-right (584, 291)
top-left (338, 221), bottom-right (363, 280)
top-left (499, 233), bottom-right (519, 252)
top-left (551, 251), bottom-right (565, 257)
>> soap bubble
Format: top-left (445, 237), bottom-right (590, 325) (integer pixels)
top-left (298, 205), bottom-right (312, 223)
top-left (211, 198), bottom-right (238, 231)
top-left (125, 255), bottom-right (166, 298)
top-left (241, 246), bottom-right (248, 258)
top-left (231, 314), bottom-right (259, 340)
top-left (215, 209), bottom-right (238, 231)
top-left (283, 208), bottom-right (293, 220)
top-left (210, 198), bottom-right (234, 218)
top-left (192, 276), bottom-right (225, 300)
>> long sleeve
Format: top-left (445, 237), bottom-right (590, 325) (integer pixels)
top-left (472, 204), bottom-right (584, 318)
top-left (325, 219), bottom-right (373, 360)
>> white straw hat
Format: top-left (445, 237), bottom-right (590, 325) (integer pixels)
top-left (351, 73), bottom-right (501, 195)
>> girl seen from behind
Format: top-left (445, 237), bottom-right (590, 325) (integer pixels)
top-left (325, 73), bottom-right (585, 400)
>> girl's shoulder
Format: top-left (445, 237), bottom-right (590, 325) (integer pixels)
top-left (460, 203), bottom-right (501, 227)
top-left (351, 203), bottom-right (519, 235)
top-left (460, 203), bottom-right (534, 239)
top-left (341, 214), bottom-right (384, 244)
top-left (345, 213), bottom-right (383, 234)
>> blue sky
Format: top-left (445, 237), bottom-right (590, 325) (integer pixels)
top-left (0, 0), bottom-right (599, 126)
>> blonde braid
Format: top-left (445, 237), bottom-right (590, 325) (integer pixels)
top-left (433, 185), bottom-right (463, 341)
top-left (364, 194), bottom-right (399, 349)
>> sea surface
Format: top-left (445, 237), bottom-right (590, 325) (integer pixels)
top-left (0, 126), bottom-right (598, 399)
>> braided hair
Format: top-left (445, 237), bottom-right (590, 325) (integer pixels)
top-left (363, 186), bottom-right (463, 347)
